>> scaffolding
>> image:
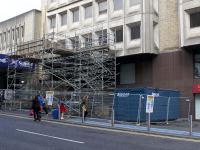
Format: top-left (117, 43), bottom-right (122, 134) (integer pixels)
top-left (40, 29), bottom-right (116, 93)
top-left (6, 26), bottom-right (117, 100)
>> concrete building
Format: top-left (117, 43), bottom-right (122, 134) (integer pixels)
top-left (179, 0), bottom-right (200, 119)
top-left (0, 9), bottom-right (42, 89)
top-left (40, 0), bottom-right (199, 118)
top-left (41, 0), bottom-right (159, 86)
top-left (0, 9), bottom-right (42, 54)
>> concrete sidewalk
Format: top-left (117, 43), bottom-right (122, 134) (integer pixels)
top-left (1, 110), bottom-right (200, 139)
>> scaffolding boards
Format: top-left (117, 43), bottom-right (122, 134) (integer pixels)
top-left (6, 27), bottom-right (116, 98)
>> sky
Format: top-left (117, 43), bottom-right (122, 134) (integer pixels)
top-left (0, 0), bottom-right (41, 22)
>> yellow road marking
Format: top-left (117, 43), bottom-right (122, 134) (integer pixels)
top-left (1, 113), bottom-right (200, 143)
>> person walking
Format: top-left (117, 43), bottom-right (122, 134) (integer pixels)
top-left (32, 96), bottom-right (42, 121)
top-left (81, 95), bottom-right (88, 121)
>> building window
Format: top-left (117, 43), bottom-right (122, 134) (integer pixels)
top-left (114, 27), bottom-right (123, 43)
top-left (190, 12), bottom-right (200, 28)
top-left (194, 54), bottom-right (200, 78)
top-left (72, 8), bottom-right (79, 23)
top-left (113, 0), bottom-right (122, 10)
top-left (50, 0), bottom-right (56, 3)
top-left (49, 15), bottom-right (56, 29)
top-left (130, 0), bottom-right (141, 7)
top-left (16, 28), bottom-right (20, 39)
top-left (120, 63), bottom-right (135, 84)
top-left (98, 0), bottom-right (107, 15)
top-left (60, 12), bottom-right (67, 26)
top-left (85, 3), bottom-right (92, 19)
top-left (21, 26), bottom-right (24, 38)
top-left (97, 30), bottom-right (107, 45)
top-left (12, 29), bottom-right (15, 40)
top-left (130, 23), bottom-right (141, 40)
top-left (71, 36), bottom-right (79, 49)
top-left (83, 33), bottom-right (92, 48)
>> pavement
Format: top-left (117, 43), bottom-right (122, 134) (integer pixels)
top-left (0, 113), bottom-right (200, 150)
top-left (1, 110), bottom-right (200, 139)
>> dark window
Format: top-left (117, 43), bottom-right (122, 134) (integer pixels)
top-left (84, 34), bottom-right (92, 48)
top-left (71, 37), bottom-right (79, 49)
top-left (98, 30), bottom-right (107, 45)
top-left (120, 63), bottom-right (135, 84)
top-left (190, 12), bottom-right (200, 28)
top-left (130, 23), bottom-right (140, 40)
top-left (194, 53), bottom-right (200, 78)
top-left (115, 28), bottom-right (123, 43)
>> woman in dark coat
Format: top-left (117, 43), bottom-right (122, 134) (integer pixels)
top-left (32, 96), bottom-right (41, 121)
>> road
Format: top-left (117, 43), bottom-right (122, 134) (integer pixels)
top-left (0, 114), bottom-right (200, 150)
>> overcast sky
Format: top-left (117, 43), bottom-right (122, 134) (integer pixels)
top-left (0, 0), bottom-right (41, 22)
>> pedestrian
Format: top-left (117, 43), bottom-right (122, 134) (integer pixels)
top-left (31, 96), bottom-right (42, 121)
top-left (42, 96), bottom-right (49, 116)
top-left (81, 95), bottom-right (88, 121)
top-left (60, 102), bottom-right (67, 120)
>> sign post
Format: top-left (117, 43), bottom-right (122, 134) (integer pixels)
top-left (46, 91), bottom-right (54, 106)
top-left (146, 95), bottom-right (155, 132)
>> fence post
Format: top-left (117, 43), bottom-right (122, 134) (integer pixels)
top-left (137, 95), bottom-right (142, 125)
top-left (4, 100), bottom-right (6, 111)
top-left (58, 104), bottom-right (61, 120)
top-left (20, 101), bottom-right (22, 111)
top-left (189, 115), bottom-right (193, 136)
top-left (166, 97), bottom-right (170, 124)
top-left (111, 108), bottom-right (115, 127)
top-left (147, 113), bottom-right (151, 132)
top-left (186, 99), bottom-right (191, 122)
top-left (82, 109), bottom-right (85, 123)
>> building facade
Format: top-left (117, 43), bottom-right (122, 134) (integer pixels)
top-left (179, 0), bottom-right (200, 119)
top-left (40, 0), bottom-right (200, 118)
top-left (0, 9), bottom-right (42, 54)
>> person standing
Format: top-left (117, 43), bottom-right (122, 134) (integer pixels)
top-left (81, 95), bottom-right (88, 121)
top-left (60, 102), bottom-right (67, 120)
top-left (32, 96), bottom-right (42, 121)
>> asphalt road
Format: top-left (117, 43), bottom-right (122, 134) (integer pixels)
top-left (0, 114), bottom-right (200, 150)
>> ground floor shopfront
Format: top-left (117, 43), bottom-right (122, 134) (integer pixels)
top-left (117, 49), bottom-right (200, 119)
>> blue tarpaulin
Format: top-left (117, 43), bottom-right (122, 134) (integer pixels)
top-left (0, 54), bottom-right (34, 70)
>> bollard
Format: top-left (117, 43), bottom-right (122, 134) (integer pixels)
top-left (147, 113), bottom-right (151, 132)
top-left (189, 115), bottom-right (193, 136)
top-left (111, 109), bottom-right (115, 127)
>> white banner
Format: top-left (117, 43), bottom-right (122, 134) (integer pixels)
top-left (46, 91), bottom-right (54, 106)
top-left (146, 95), bottom-right (155, 113)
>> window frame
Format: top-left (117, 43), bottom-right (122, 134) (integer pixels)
top-left (190, 12), bottom-right (200, 28)
top-left (84, 3), bottom-right (93, 19)
top-left (120, 63), bottom-right (136, 84)
top-left (98, 0), bottom-right (107, 15)
top-left (129, 23), bottom-right (141, 40)
top-left (113, 0), bottom-right (123, 11)
top-left (72, 8), bottom-right (79, 23)
top-left (115, 27), bottom-right (123, 43)
top-left (60, 11), bottom-right (67, 26)
top-left (49, 15), bottom-right (56, 29)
